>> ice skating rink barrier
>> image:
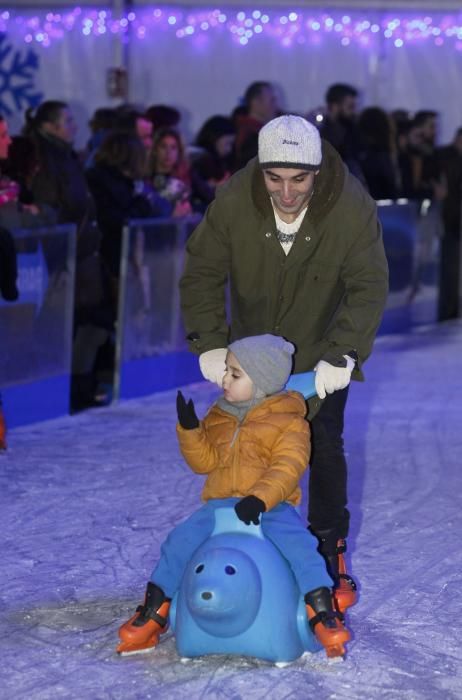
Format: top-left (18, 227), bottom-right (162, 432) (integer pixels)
top-left (114, 201), bottom-right (441, 400)
top-left (113, 215), bottom-right (203, 401)
top-left (0, 224), bottom-right (76, 427)
top-left (377, 198), bottom-right (440, 332)
top-left (1, 201), bottom-right (441, 422)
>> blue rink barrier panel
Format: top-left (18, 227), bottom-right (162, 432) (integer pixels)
top-left (2, 204), bottom-right (442, 426)
top-left (0, 224), bottom-right (76, 428)
top-left (378, 199), bottom-right (439, 334)
top-left (2, 375), bottom-right (70, 428)
top-left (118, 352), bottom-right (202, 399)
top-left (114, 216), bottom-right (203, 400)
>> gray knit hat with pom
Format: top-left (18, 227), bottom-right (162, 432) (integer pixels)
top-left (228, 334), bottom-right (295, 396)
top-left (259, 114), bottom-right (322, 171)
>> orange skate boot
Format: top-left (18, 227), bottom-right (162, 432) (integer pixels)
top-left (117, 582), bottom-right (171, 655)
top-left (334, 539), bottom-right (357, 614)
top-left (312, 528), bottom-right (357, 614)
top-left (305, 587), bottom-right (351, 658)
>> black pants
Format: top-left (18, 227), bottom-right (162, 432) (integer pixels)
top-left (438, 233), bottom-right (460, 321)
top-left (308, 386), bottom-right (350, 539)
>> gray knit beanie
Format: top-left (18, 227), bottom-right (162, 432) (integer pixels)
top-left (228, 334), bottom-right (295, 396)
top-left (258, 114), bottom-right (322, 171)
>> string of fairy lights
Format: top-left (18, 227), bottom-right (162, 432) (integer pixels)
top-left (2, 7), bottom-right (462, 50)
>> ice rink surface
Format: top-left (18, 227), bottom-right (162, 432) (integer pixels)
top-left (1, 321), bottom-right (462, 700)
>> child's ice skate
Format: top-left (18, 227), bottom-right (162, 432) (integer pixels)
top-left (305, 586), bottom-right (350, 658)
top-left (117, 582), bottom-right (170, 655)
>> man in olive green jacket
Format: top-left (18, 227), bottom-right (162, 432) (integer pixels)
top-left (179, 115), bottom-right (388, 606)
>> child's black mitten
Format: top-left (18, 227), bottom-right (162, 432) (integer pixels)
top-left (234, 495), bottom-right (266, 525)
top-left (176, 390), bottom-right (199, 430)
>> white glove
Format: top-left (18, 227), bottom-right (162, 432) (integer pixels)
top-left (199, 348), bottom-right (227, 386)
top-left (314, 356), bottom-right (355, 400)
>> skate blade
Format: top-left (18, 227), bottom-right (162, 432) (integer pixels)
top-left (116, 640), bottom-right (157, 656)
top-left (325, 644), bottom-right (346, 659)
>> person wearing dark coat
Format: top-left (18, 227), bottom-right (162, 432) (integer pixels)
top-left (180, 115), bottom-right (389, 608)
top-left (86, 130), bottom-right (172, 279)
top-left (0, 117), bottom-right (57, 230)
top-left (24, 102), bottom-right (102, 307)
top-left (0, 114), bottom-right (55, 446)
top-left (190, 115), bottom-right (236, 210)
top-left (436, 129), bottom-right (462, 320)
top-left (25, 102), bottom-right (92, 226)
top-left (320, 83), bottom-right (364, 183)
top-left (24, 101), bottom-right (112, 411)
top-left (357, 107), bottom-right (399, 200)
top-left (234, 82), bottom-right (279, 171)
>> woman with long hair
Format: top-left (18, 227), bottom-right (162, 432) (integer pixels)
top-left (191, 115), bottom-right (236, 209)
top-left (149, 127), bottom-right (192, 216)
top-left (357, 106), bottom-right (399, 200)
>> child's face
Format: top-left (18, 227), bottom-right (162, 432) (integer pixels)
top-left (222, 351), bottom-right (254, 402)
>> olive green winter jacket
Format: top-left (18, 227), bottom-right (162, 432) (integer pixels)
top-left (180, 141), bottom-right (389, 379)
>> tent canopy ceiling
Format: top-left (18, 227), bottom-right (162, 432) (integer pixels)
top-left (5, 0), bottom-right (462, 147)
top-left (9, 1), bottom-right (462, 9)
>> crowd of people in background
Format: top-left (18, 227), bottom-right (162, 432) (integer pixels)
top-left (0, 80), bottom-right (461, 424)
top-left (3, 81), bottom-right (460, 230)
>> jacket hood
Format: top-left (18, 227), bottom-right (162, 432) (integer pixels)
top-left (249, 139), bottom-right (345, 226)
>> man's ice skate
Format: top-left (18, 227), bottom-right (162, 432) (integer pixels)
top-left (312, 528), bottom-right (358, 613)
top-left (334, 538), bottom-right (357, 613)
top-left (305, 586), bottom-right (350, 658)
top-left (117, 582), bottom-right (170, 655)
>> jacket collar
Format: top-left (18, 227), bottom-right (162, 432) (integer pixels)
top-left (38, 129), bottom-right (74, 154)
top-left (214, 391), bottom-right (306, 420)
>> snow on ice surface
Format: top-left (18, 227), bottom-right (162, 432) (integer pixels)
top-left (1, 321), bottom-right (462, 700)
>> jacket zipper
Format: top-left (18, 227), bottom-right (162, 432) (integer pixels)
top-left (230, 417), bottom-right (242, 492)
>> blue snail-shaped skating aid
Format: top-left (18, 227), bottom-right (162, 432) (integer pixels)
top-left (169, 508), bottom-right (322, 664)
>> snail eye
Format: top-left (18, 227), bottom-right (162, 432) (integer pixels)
top-left (225, 565), bottom-right (236, 575)
top-left (195, 564), bottom-right (204, 573)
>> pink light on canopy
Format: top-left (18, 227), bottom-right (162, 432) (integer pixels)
top-left (1, 6), bottom-right (462, 49)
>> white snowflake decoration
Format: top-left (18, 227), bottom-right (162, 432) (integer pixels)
top-left (0, 33), bottom-right (42, 117)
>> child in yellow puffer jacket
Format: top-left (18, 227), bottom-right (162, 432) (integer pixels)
top-left (117, 334), bottom-right (350, 658)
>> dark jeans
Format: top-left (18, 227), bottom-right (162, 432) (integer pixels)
top-left (308, 386), bottom-right (350, 539)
